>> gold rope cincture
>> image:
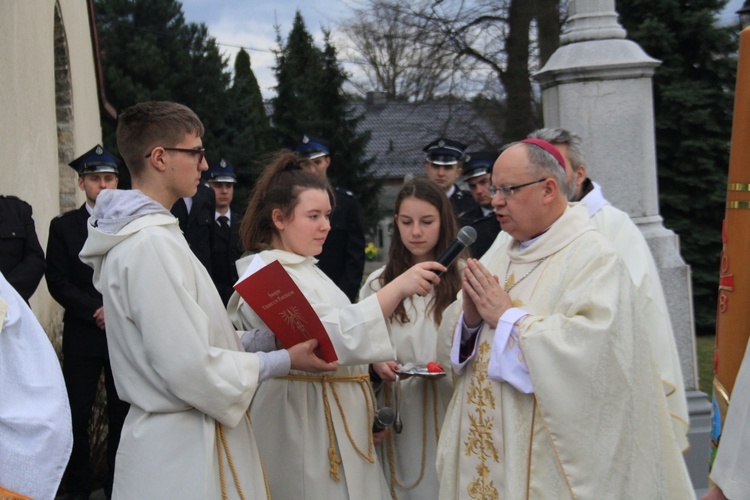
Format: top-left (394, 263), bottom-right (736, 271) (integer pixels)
top-left (280, 373), bottom-right (376, 481)
top-left (215, 411), bottom-right (271, 500)
top-left (504, 257), bottom-right (547, 293)
top-left (383, 378), bottom-right (440, 499)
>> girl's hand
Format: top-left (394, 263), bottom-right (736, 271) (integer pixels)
top-left (373, 428), bottom-right (389, 447)
top-left (287, 339), bottom-right (338, 373)
top-left (376, 261), bottom-right (446, 319)
top-left (395, 261), bottom-right (446, 298)
top-left (372, 361), bottom-right (399, 382)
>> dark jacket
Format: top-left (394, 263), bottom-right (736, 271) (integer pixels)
top-left (0, 195), bottom-right (46, 301)
top-left (450, 187), bottom-right (480, 228)
top-left (211, 211), bottom-right (243, 305)
top-left (171, 184), bottom-right (216, 273)
top-left (46, 204), bottom-right (107, 357)
top-left (315, 187), bottom-right (366, 302)
top-left (468, 210), bottom-right (502, 259)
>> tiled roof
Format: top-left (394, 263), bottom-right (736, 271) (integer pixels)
top-left (352, 98), bottom-right (503, 180)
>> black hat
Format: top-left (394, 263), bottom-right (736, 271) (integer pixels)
top-left (68, 144), bottom-right (120, 175)
top-left (423, 138), bottom-right (467, 166)
top-left (296, 135), bottom-right (330, 160)
top-left (462, 151), bottom-right (498, 180)
top-left (205, 158), bottom-right (237, 183)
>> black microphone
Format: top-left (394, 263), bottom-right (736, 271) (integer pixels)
top-left (433, 226), bottom-right (477, 277)
top-left (372, 407), bottom-right (395, 433)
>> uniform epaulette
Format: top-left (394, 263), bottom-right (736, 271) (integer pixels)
top-left (55, 207), bottom-right (79, 219)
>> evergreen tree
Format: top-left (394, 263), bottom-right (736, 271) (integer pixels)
top-left (95, 0), bottom-right (232, 162)
top-left (271, 11), bottom-right (324, 148)
top-left (318, 31), bottom-right (381, 230)
top-left (223, 49), bottom-right (272, 207)
top-left (272, 13), bottom-right (381, 230)
top-left (616, 0), bottom-right (736, 333)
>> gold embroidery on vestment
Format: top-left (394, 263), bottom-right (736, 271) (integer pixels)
top-left (464, 341), bottom-right (500, 499)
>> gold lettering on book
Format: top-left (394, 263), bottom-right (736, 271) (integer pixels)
top-left (261, 290), bottom-right (296, 311)
top-left (464, 341), bottom-right (499, 499)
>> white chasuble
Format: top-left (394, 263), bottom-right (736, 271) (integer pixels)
top-left (437, 204), bottom-right (694, 499)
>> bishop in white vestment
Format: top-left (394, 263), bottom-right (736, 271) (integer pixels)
top-left (436, 140), bottom-right (694, 499)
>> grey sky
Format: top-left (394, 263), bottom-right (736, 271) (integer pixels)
top-left (180, 0), bottom-right (746, 99)
top-left (180, 0), bottom-right (352, 98)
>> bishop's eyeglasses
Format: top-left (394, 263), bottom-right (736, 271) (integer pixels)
top-left (489, 178), bottom-right (547, 198)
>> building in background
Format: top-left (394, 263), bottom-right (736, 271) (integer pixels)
top-left (0, 0), bottom-right (110, 339)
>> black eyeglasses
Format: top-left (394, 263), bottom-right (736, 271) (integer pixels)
top-left (145, 147), bottom-right (205, 166)
top-left (489, 178), bottom-right (547, 198)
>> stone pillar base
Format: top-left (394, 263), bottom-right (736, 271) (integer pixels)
top-left (685, 390), bottom-right (712, 494)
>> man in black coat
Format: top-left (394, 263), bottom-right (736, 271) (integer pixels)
top-left (0, 195), bottom-right (46, 301)
top-left (297, 135), bottom-right (366, 302)
top-left (422, 137), bottom-right (479, 227)
top-left (461, 151), bottom-right (502, 258)
top-left (205, 158), bottom-right (243, 305)
top-left (171, 181), bottom-right (216, 274)
top-left (46, 145), bottom-right (130, 500)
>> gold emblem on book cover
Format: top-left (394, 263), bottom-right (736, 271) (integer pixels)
top-left (279, 306), bottom-right (311, 340)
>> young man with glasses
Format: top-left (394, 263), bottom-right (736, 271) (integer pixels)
top-left (436, 139), bottom-right (693, 498)
top-left (80, 101), bottom-right (335, 499)
top-left (168, 145), bottom-right (216, 275)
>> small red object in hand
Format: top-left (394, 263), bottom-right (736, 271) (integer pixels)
top-left (426, 362), bottom-right (444, 373)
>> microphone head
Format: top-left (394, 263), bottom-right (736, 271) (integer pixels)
top-left (456, 226), bottom-right (478, 246)
top-left (376, 406), bottom-right (395, 425)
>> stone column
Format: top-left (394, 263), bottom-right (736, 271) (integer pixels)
top-left (535, 0), bottom-right (710, 491)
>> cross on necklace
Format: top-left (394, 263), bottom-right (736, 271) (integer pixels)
top-left (504, 257), bottom-right (547, 293)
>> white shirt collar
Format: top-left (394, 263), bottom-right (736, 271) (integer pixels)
top-left (580, 181), bottom-right (610, 217)
top-left (215, 209), bottom-right (231, 222)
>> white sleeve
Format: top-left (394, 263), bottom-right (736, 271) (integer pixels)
top-left (488, 307), bottom-right (533, 394)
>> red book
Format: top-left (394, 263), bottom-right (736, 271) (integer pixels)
top-left (234, 258), bottom-right (338, 363)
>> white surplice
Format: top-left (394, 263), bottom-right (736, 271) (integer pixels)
top-left (228, 249), bottom-right (394, 499)
top-left (436, 204), bottom-right (694, 499)
top-left (582, 181), bottom-right (689, 450)
top-left (0, 272), bottom-right (72, 500)
top-left (80, 190), bottom-right (268, 500)
top-left (710, 338), bottom-right (750, 499)
top-left (360, 268), bottom-right (454, 500)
